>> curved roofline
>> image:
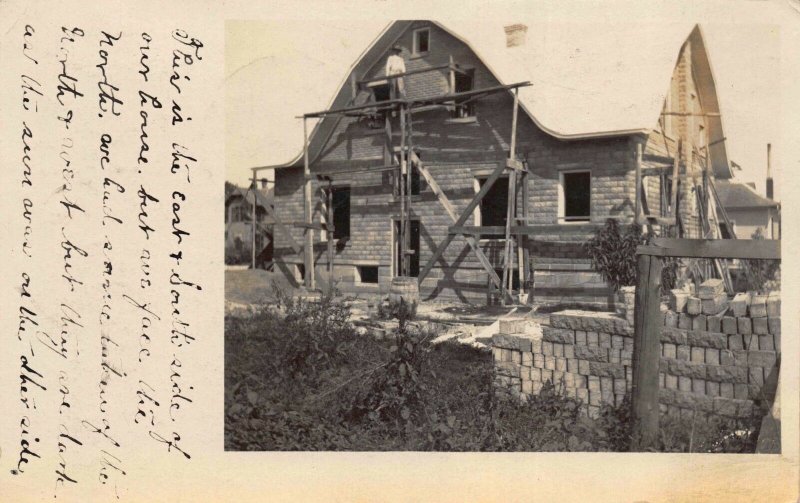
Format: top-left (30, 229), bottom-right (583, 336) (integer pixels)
top-left (429, 20), bottom-right (654, 142)
top-left (261, 21), bottom-right (731, 174)
top-left (686, 25), bottom-right (731, 178)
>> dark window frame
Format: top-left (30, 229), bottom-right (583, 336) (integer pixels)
top-left (452, 68), bottom-right (476, 118)
top-left (477, 176), bottom-right (509, 239)
top-left (413, 27), bottom-right (430, 55)
top-left (560, 170), bottom-right (591, 222)
top-left (357, 265), bottom-right (380, 284)
top-left (323, 186), bottom-right (351, 241)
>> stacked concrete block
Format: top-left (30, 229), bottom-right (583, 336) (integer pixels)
top-left (657, 288), bottom-right (781, 419)
top-left (494, 290), bottom-right (781, 423)
top-left (492, 311), bottom-right (635, 418)
top-left (493, 290), bottom-right (780, 419)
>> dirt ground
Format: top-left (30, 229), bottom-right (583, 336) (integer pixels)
top-left (225, 268), bottom-right (551, 347)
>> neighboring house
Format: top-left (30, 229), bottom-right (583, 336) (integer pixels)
top-left (715, 179), bottom-right (780, 240)
top-left (225, 186), bottom-right (274, 267)
top-left (266, 21), bottom-right (733, 306)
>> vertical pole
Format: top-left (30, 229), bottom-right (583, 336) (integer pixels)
top-left (327, 182), bottom-right (335, 293)
top-left (510, 88), bottom-right (519, 157)
top-left (516, 170), bottom-right (525, 295)
top-left (448, 55), bottom-right (455, 94)
top-left (520, 166), bottom-right (530, 299)
top-left (399, 105), bottom-right (407, 277)
top-left (634, 141), bottom-right (642, 225)
top-left (251, 171), bottom-right (257, 270)
top-left (502, 169), bottom-right (516, 303)
top-left (631, 251), bottom-right (663, 451)
top-left (670, 140), bottom-right (681, 223)
top-left (405, 109), bottom-right (414, 278)
top-left (303, 118), bottom-right (315, 289)
top-left (502, 87), bottom-right (520, 304)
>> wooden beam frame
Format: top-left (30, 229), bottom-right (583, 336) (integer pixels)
top-left (417, 88), bottom-right (523, 303)
top-left (304, 82), bottom-right (531, 118)
top-left (399, 105), bottom-right (407, 277)
top-left (501, 88), bottom-right (521, 304)
top-left (251, 172), bottom-right (258, 269)
top-left (302, 118), bottom-right (315, 289)
top-left (414, 156), bottom-right (510, 303)
top-left (631, 251), bottom-right (663, 450)
top-left (417, 160), bottom-right (508, 287)
top-left (636, 139), bottom-right (679, 227)
top-left (638, 238), bottom-right (780, 260)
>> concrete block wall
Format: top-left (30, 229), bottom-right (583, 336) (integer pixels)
top-left (493, 291), bottom-right (780, 422)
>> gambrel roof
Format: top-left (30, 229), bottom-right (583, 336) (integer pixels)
top-left (252, 20), bottom-right (731, 178)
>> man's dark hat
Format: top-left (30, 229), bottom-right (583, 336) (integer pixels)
top-left (391, 45), bottom-right (402, 53)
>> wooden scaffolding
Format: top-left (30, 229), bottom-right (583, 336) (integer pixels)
top-left (636, 109), bottom-right (738, 293)
top-left (249, 56), bottom-right (534, 303)
top-left (252, 56), bottom-right (740, 303)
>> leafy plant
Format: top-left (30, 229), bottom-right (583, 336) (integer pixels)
top-left (347, 300), bottom-right (428, 431)
top-left (742, 228), bottom-right (780, 293)
top-left (584, 219), bottom-right (646, 292)
top-left (225, 293), bottom-right (760, 453)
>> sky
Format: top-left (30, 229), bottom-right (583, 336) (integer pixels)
top-left (225, 1), bottom-right (789, 202)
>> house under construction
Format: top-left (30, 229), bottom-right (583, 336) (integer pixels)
top-left (256, 20), bottom-right (738, 306)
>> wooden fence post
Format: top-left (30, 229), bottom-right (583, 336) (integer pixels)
top-left (631, 251), bottom-right (663, 450)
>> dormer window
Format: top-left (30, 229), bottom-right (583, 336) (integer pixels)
top-left (452, 68), bottom-right (475, 118)
top-left (368, 81), bottom-right (391, 102)
top-left (413, 28), bottom-right (430, 55)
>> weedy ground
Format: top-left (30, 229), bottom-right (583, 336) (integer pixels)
top-left (224, 288), bottom-right (760, 452)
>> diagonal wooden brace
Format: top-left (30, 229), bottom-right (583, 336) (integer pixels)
top-left (414, 157), bottom-right (509, 301)
top-left (262, 201), bottom-right (303, 256)
top-left (417, 159), bottom-right (512, 302)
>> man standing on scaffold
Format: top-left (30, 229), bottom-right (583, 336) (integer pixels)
top-left (386, 45), bottom-right (406, 99)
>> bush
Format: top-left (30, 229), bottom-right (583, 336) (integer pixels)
top-left (346, 301), bottom-right (428, 429)
top-left (584, 219), bottom-right (646, 292)
top-left (225, 296), bottom-right (759, 452)
top-left (741, 228), bottom-right (780, 293)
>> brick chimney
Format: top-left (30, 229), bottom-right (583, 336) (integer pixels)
top-left (504, 24), bottom-right (527, 48)
top-left (766, 143), bottom-right (774, 200)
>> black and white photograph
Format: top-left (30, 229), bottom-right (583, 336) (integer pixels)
top-left (3, 0), bottom-right (799, 501)
top-left (224, 15), bottom-right (783, 453)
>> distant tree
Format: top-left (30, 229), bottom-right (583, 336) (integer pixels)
top-left (225, 181), bottom-right (239, 200)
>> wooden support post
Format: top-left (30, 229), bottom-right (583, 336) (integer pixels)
top-left (350, 73), bottom-right (357, 101)
top-left (669, 140), bottom-right (680, 221)
top-left (448, 55), bottom-right (455, 94)
top-left (502, 169), bottom-right (516, 304)
top-left (399, 105), bottom-right (407, 277)
top-left (510, 88), bottom-right (519, 156)
top-left (251, 171), bottom-right (257, 270)
top-left (502, 87), bottom-right (520, 303)
top-left (634, 141), bottom-right (642, 224)
top-left (327, 182), bottom-right (335, 292)
top-left (302, 118), bottom-right (315, 289)
top-left (631, 252), bottom-right (663, 451)
top-left (517, 169), bottom-right (527, 295)
top-left (384, 114), bottom-right (393, 166)
top-left (520, 167), bottom-right (530, 297)
top-left (405, 109), bottom-right (413, 278)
